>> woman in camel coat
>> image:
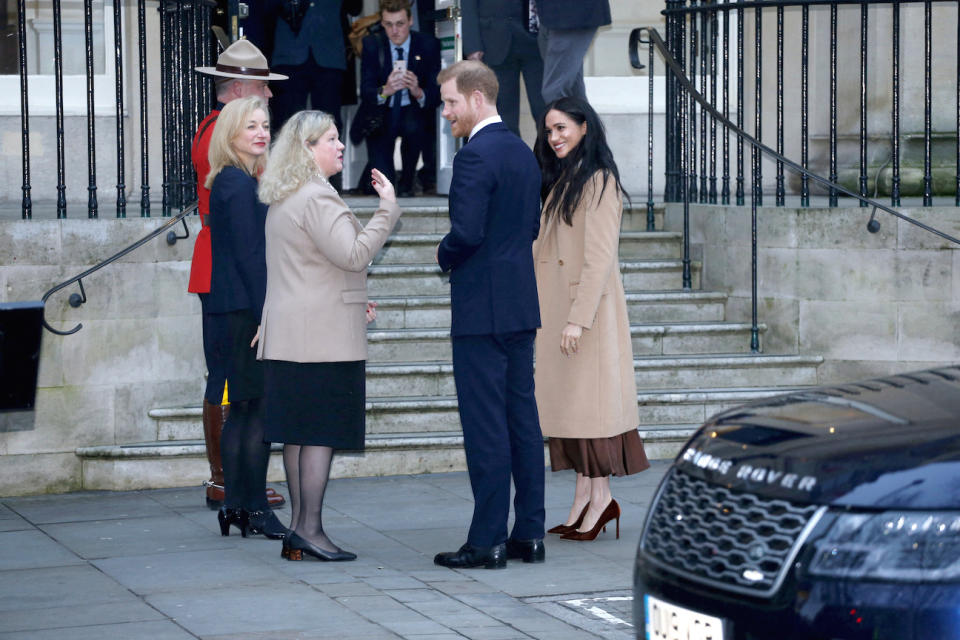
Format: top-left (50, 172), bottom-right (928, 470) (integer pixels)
top-left (533, 96), bottom-right (649, 542)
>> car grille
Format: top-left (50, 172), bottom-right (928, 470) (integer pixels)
top-left (640, 469), bottom-right (824, 598)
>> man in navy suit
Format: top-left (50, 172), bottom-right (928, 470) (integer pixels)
top-left (268, 0), bottom-right (363, 132)
top-left (360, 0), bottom-right (441, 196)
top-left (433, 60), bottom-right (545, 569)
top-left (461, 0), bottom-right (545, 137)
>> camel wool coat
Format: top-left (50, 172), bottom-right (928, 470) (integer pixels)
top-left (257, 176), bottom-right (401, 363)
top-left (532, 171), bottom-right (639, 439)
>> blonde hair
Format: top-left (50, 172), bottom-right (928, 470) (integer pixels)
top-left (258, 110), bottom-right (336, 205)
top-left (437, 60), bottom-right (498, 104)
top-left (205, 95), bottom-right (269, 188)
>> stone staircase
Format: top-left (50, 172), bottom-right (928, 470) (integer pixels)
top-left (75, 202), bottom-right (822, 490)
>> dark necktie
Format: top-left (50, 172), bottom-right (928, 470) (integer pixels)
top-left (392, 47), bottom-right (404, 111)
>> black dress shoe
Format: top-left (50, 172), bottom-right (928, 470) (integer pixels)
top-left (286, 532), bottom-right (357, 562)
top-left (434, 543), bottom-right (507, 569)
top-left (506, 537), bottom-right (545, 563)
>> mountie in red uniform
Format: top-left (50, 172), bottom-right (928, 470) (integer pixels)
top-left (188, 107), bottom-right (221, 294)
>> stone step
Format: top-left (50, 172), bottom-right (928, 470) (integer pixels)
top-left (73, 432), bottom-right (473, 491)
top-left (373, 231), bottom-right (683, 265)
top-left (367, 260), bottom-right (701, 297)
top-left (636, 386), bottom-right (810, 426)
top-left (364, 322), bottom-right (763, 363)
top-left (74, 423), bottom-right (693, 491)
top-left (632, 354), bottom-right (823, 390)
top-left (151, 382), bottom-right (809, 443)
top-left (364, 354), bottom-right (818, 398)
top-left (354, 204), bottom-right (666, 235)
top-left (370, 290), bottom-right (730, 329)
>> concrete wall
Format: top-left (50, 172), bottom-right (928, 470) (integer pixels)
top-left (0, 216), bottom-right (205, 495)
top-left (667, 202), bottom-right (960, 383)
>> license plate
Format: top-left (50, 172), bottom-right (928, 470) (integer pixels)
top-left (644, 594), bottom-right (725, 640)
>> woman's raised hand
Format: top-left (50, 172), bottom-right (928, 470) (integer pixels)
top-left (370, 168), bottom-right (396, 203)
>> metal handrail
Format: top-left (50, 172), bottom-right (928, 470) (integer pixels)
top-left (632, 26), bottom-right (960, 247)
top-left (41, 202), bottom-right (196, 336)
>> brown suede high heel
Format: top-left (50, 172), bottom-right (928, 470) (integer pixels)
top-left (561, 499), bottom-right (620, 541)
top-left (547, 502), bottom-right (590, 535)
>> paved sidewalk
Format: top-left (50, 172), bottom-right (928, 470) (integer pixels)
top-left (0, 462), bottom-right (669, 640)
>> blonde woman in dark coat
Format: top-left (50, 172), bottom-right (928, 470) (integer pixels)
top-left (257, 110), bottom-right (401, 561)
top-left (533, 97), bottom-right (650, 541)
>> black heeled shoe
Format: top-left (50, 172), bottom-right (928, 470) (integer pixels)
top-left (286, 532), bottom-right (357, 562)
top-left (217, 507), bottom-right (248, 537)
top-left (246, 509), bottom-right (288, 540)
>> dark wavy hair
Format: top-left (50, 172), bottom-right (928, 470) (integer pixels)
top-left (534, 97), bottom-right (629, 226)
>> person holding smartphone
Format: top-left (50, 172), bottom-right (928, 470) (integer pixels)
top-left (359, 0), bottom-right (441, 197)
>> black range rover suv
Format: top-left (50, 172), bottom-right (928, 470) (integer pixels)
top-left (633, 367), bottom-right (960, 640)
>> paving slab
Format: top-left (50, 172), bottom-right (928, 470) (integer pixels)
top-left (0, 620), bottom-right (196, 640)
top-left (0, 564), bottom-right (142, 620)
top-left (0, 530), bottom-right (84, 570)
top-left (3, 491), bottom-right (177, 524)
top-left (0, 463), bottom-right (670, 639)
top-left (147, 583), bottom-right (374, 637)
top-left (40, 515), bottom-right (232, 559)
top-left (93, 548), bottom-right (295, 595)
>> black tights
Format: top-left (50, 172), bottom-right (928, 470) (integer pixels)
top-left (283, 444), bottom-right (338, 552)
top-left (221, 398), bottom-right (270, 511)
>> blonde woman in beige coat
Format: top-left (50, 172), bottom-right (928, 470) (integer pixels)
top-left (533, 97), bottom-right (650, 541)
top-left (257, 110), bottom-right (401, 562)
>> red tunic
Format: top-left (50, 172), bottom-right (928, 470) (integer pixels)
top-left (187, 108), bottom-right (220, 294)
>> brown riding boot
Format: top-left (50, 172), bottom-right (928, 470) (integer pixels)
top-left (202, 401), bottom-right (285, 509)
top-left (202, 399), bottom-right (227, 510)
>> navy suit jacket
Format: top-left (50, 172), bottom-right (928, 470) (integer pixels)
top-left (461, 0), bottom-right (530, 67)
top-left (206, 166), bottom-right (268, 321)
top-left (438, 122), bottom-right (541, 337)
top-left (538, 0), bottom-right (610, 30)
top-left (360, 30), bottom-right (441, 112)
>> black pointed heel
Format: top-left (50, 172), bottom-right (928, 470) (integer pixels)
top-left (286, 532), bottom-right (356, 562)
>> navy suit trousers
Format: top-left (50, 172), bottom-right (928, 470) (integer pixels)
top-left (451, 330), bottom-right (545, 547)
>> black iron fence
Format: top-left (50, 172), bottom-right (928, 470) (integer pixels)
top-left (632, 0), bottom-right (960, 352)
top-left (13, 0), bottom-right (215, 219)
top-left (648, 0), bottom-right (959, 210)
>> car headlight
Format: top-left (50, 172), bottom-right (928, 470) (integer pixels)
top-left (808, 511), bottom-right (960, 581)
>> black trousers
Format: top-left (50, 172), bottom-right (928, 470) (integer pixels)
top-left (365, 103), bottom-right (429, 192)
top-left (451, 330), bottom-right (545, 548)
top-left (270, 59), bottom-right (344, 133)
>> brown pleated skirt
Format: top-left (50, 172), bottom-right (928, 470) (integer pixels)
top-left (548, 429), bottom-right (651, 478)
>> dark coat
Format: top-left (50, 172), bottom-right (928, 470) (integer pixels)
top-left (438, 122), bottom-right (541, 336)
top-left (206, 166), bottom-right (268, 321)
top-left (537, 0), bottom-right (611, 30)
top-left (461, 0), bottom-right (529, 67)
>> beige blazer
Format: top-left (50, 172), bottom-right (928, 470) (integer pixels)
top-left (257, 176), bottom-right (401, 363)
top-left (532, 171), bottom-right (639, 439)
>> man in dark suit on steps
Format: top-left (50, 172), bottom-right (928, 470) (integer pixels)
top-left (433, 60), bottom-right (546, 570)
top-left (360, 0), bottom-right (441, 196)
top-left (461, 0), bottom-right (545, 136)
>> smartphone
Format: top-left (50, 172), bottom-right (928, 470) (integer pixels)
top-left (393, 59), bottom-right (407, 73)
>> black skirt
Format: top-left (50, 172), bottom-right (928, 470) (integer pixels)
top-left (222, 309), bottom-right (264, 402)
top-left (263, 359), bottom-right (366, 450)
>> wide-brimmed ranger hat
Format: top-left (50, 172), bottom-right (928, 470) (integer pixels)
top-left (195, 39), bottom-right (288, 81)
